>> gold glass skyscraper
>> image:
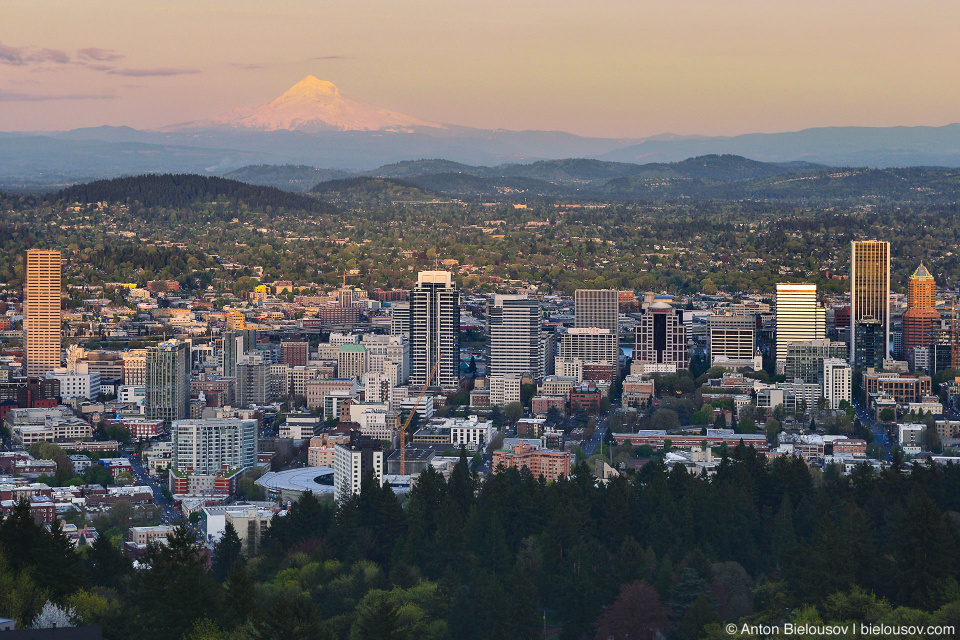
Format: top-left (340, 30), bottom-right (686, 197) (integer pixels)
top-left (850, 240), bottom-right (890, 365)
top-left (24, 249), bottom-right (62, 377)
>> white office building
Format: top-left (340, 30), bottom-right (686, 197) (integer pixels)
top-left (822, 358), bottom-right (852, 410)
top-left (45, 368), bottom-right (101, 401)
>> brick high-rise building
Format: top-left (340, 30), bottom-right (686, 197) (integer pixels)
top-left (280, 341), bottom-right (309, 367)
top-left (24, 250), bottom-right (62, 377)
top-left (902, 264), bottom-right (939, 362)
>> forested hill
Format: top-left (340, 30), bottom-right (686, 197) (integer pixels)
top-left (309, 176), bottom-right (443, 205)
top-left (57, 174), bottom-right (337, 214)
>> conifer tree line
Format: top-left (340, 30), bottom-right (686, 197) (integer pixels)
top-left (3, 446), bottom-right (960, 639)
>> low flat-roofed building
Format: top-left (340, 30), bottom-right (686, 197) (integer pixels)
top-left (129, 525), bottom-right (175, 545)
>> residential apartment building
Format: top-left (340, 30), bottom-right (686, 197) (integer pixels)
top-left (410, 272), bottom-right (461, 390)
top-left (822, 358), bottom-right (852, 410)
top-left (492, 444), bottom-right (571, 481)
top-left (333, 433), bottom-right (383, 498)
top-left (171, 418), bottom-right (258, 474)
top-left (145, 340), bottom-right (191, 425)
top-left (489, 373), bottom-right (522, 407)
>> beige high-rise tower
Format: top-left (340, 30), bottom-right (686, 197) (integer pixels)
top-left (24, 249), bottom-right (62, 377)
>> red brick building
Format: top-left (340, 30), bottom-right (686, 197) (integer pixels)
top-left (492, 444), bottom-right (571, 481)
top-left (570, 384), bottom-right (602, 414)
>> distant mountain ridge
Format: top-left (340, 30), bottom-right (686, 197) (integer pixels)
top-left (42, 157), bottom-right (960, 208)
top-left (225, 154), bottom-right (824, 192)
top-left (2, 76), bottom-right (960, 189)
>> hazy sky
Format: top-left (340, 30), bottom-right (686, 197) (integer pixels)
top-left (1, 0), bottom-right (958, 138)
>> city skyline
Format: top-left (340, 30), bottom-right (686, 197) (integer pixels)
top-left (2, 1), bottom-right (960, 136)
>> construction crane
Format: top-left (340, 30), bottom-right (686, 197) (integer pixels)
top-left (392, 354), bottom-right (443, 475)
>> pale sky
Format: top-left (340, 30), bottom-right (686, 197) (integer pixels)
top-left (1, 0), bottom-right (958, 138)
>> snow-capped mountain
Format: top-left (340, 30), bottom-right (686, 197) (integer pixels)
top-left (167, 76), bottom-right (441, 133)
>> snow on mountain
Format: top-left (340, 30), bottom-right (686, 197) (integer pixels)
top-left (168, 76), bottom-right (441, 133)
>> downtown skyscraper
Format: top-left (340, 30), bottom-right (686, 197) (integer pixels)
top-left (410, 271), bottom-right (460, 390)
top-left (574, 289), bottom-right (619, 366)
top-left (146, 340), bottom-right (191, 425)
top-left (775, 283), bottom-right (825, 369)
top-left (487, 294), bottom-right (541, 378)
top-left (850, 240), bottom-right (891, 366)
top-left (24, 249), bottom-right (62, 377)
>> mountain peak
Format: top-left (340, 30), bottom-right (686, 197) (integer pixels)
top-left (167, 77), bottom-right (442, 133)
top-left (285, 76), bottom-right (341, 99)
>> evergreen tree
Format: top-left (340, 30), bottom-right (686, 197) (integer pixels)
top-left (352, 592), bottom-right (409, 640)
top-left (86, 529), bottom-right (132, 589)
top-left (127, 524), bottom-right (220, 640)
top-left (211, 521), bottom-right (242, 582)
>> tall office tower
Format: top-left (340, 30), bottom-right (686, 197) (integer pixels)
top-left (822, 358), bottom-right (852, 410)
top-left (902, 264), bottom-right (939, 363)
top-left (850, 240), bottom-right (891, 364)
top-left (488, 294), bottom-right (541, 377)
top-left (574, 289), bottom-right (619, 364)
top-left (390, 302), bottom-right (411, 340)
top-left (854, 320), bottom-right (886, 370)
top-left (24, 249), bottom-right (62, 377)
top-left (222, 329), bottom-right (257, 378)
top-left (146, 340), bottom-right (191, 424)
top-left (235, 353), bottom-right (267, 407)
top-left (410, 271), bottom-right (461, 390)
top-left (171, 417), bottom-right (258, 473)
top-left (280, 340), bottom-right (309, 367)
top-left (707, 314), bottom-right (756, 365)
top-left (633, 302), bottom-right (688, 373)
top-left (775, 283), bottom-right (825, 367)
